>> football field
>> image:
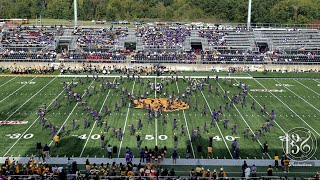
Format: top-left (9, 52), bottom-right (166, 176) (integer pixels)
top-left (0, 74), bottom-right (319, 160)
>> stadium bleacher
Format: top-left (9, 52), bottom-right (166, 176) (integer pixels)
top-left (0, 24), bottom-right (320, 64)
top-left (62, 50), bottom-right (128, 63)
top-left (131, 51), bottom-right (197, 64)
top-left (136, 26), bottom-right (191, 49)
top-left (74, 27), bottom-right (128, 50)
top-left (1, 25), bottom-right (63, 48)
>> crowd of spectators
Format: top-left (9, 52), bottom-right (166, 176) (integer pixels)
top-left (1, 157), bottom-right (319, 179)
top-left (0, 157), bottom-right (67, 179)
top-left (74, 27), bottom-right (128, 49)
top-left (0, 49), bottom-right (57, 61)
top-left (198, 29), bottom-right (226, 46)
top-left (1, 25), bottom-right (63, 47)
top-left (61, 50), bottom-right (128, 62)
top-left (131, 51), bottom-right (197, 63)
top-left (136, 27), bottom-right (191, 49)
top-left (7, 65), bottom-right (54, 74)
top-left (201, 51), bottom-right (266, 63)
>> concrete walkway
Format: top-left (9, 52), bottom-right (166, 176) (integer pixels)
top-left (0, 157), bottom-right (318, 166)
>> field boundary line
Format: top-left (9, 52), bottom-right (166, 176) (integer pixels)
top-left (313, 79), bottom-right (320, 84)
top-left (117, 79), bottom-right (136, 158)
top-left (0, 74), bottom-right (58, 77)
top-left (175, 81), bottom-right (196, 158)
top-left (0, 77), bottom-right (37, 103)
top-left (79, 78), bottom-right (116, 157)
top-left (294, 79), bottom-right (320, 96)
top-left (3, 77), bottom-right (76, 156)
top-left (252, 78), bottom-right (320, 137)
top-left (199, 87), bottom-right (233, 158)
top-left (49, 80), bottom-right (95, 146)
top-left (0, 77), bottom-right (58, 127)
top-left (274, 79), bottom-right (320, 114)
top-left (216, 81), bottom-right (272, 159)
top-left (0, 76), bottom-right (17, 88)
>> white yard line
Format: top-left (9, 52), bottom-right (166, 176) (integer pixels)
top-left (0, 76), bottom-right (17, 88)
top-left (175, 81), bottom-right (195, 158)
top-left (155, 77), bottom-right (157, 146)
top-left (253, 78), bottom-right (320, 137)
top-left (233, 79), bottom-right (287, 135)
top-left (294, 79), bottom-right (320, 96)
top-left (49, 80), bottom-right (95, 146)
top-left (3, 77), bottom-right (76, 156)
top-left (0, 77), bottom-right (57, 126)
top-left (216, 81), bottom-right (272, 159)
top-left (79, 78), bottom-right (116, 157)
top-left (117, 80), bottom-right (136, 158)
top-left (0, 77), bottom-right (37, 103)
top-left (274, 79), bottom-right (320, 114)
top-left (313, 79), bottom-right (320, 84)
top-left (200, 90), bottom-right (233, 158)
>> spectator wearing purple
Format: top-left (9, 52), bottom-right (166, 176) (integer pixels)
top-left (140, 148), bottom-right (145, 162)
top-left (172, 150), bottom-right (178, 164)
top-left (234, 147), bottom-right (240, 159)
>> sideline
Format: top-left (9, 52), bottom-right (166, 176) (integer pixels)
top-left (0, 157), bottom-right (318, 166)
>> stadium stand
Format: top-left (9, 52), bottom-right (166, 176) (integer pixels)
top-left (131, 51), bottom-right (197, 64)
top-left (1, 25), bottom-right (62, 49)
top-left (136, 26), bottom-right (191, 50)
top-left (61, 50), bottom-right (128, 63)
top-left (73, 27), bottom-right (128, 51)
top-left (0, 24), bottom-right (320, 64)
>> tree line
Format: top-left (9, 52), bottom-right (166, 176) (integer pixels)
top-left (0, 0), bottom-right (319, 24)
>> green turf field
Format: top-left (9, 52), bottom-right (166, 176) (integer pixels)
top-left (0, 74), bottom-right (319, 161)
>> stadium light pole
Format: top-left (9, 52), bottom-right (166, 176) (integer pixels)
top-left (74, 0), bottom-right (78, 27)
top-left (247, 0), bottom-right (252, 29)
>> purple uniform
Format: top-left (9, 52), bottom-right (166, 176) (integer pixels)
top-left (138, 119), bottom-right (143, 130)
top-left (173, 119), bottom-right (177, 129)
top-left (181, 125), bottom-right (185, 135)
top-left (51, 127), bottom-right (56, 136)
top-left (118, 128), bottom-right (123, 141)
top-left (130, 124), bottom-right (135, 135)
top-left (97, 116), bottom-right (102, 126)
top-left (270, 110), bottom-right (275, 120)
top-left (125, 152), bottom-right (130, 163)
top-left (211, 117), bottom-right (215, 127)
top-left (225, 103), bottom-right (229, 112)
top-left (191, 129), bottom-right (195, 138)
top-left (197, 127), bottom-right (201, 136)
top-left (84, 118), bottom-right (87, 128)
top-left (232, 140), bottom-right (238, 150)
top-left (232, 123), bottom-right (237, 135)
top-left (204, 122), bottom-right (208, 132)
top-left (41, 118), bottom-right (46, 128)
top-left (72, 120), bottom-right (76, 129)
top-left (224, 118), bottom-right (229, 129)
